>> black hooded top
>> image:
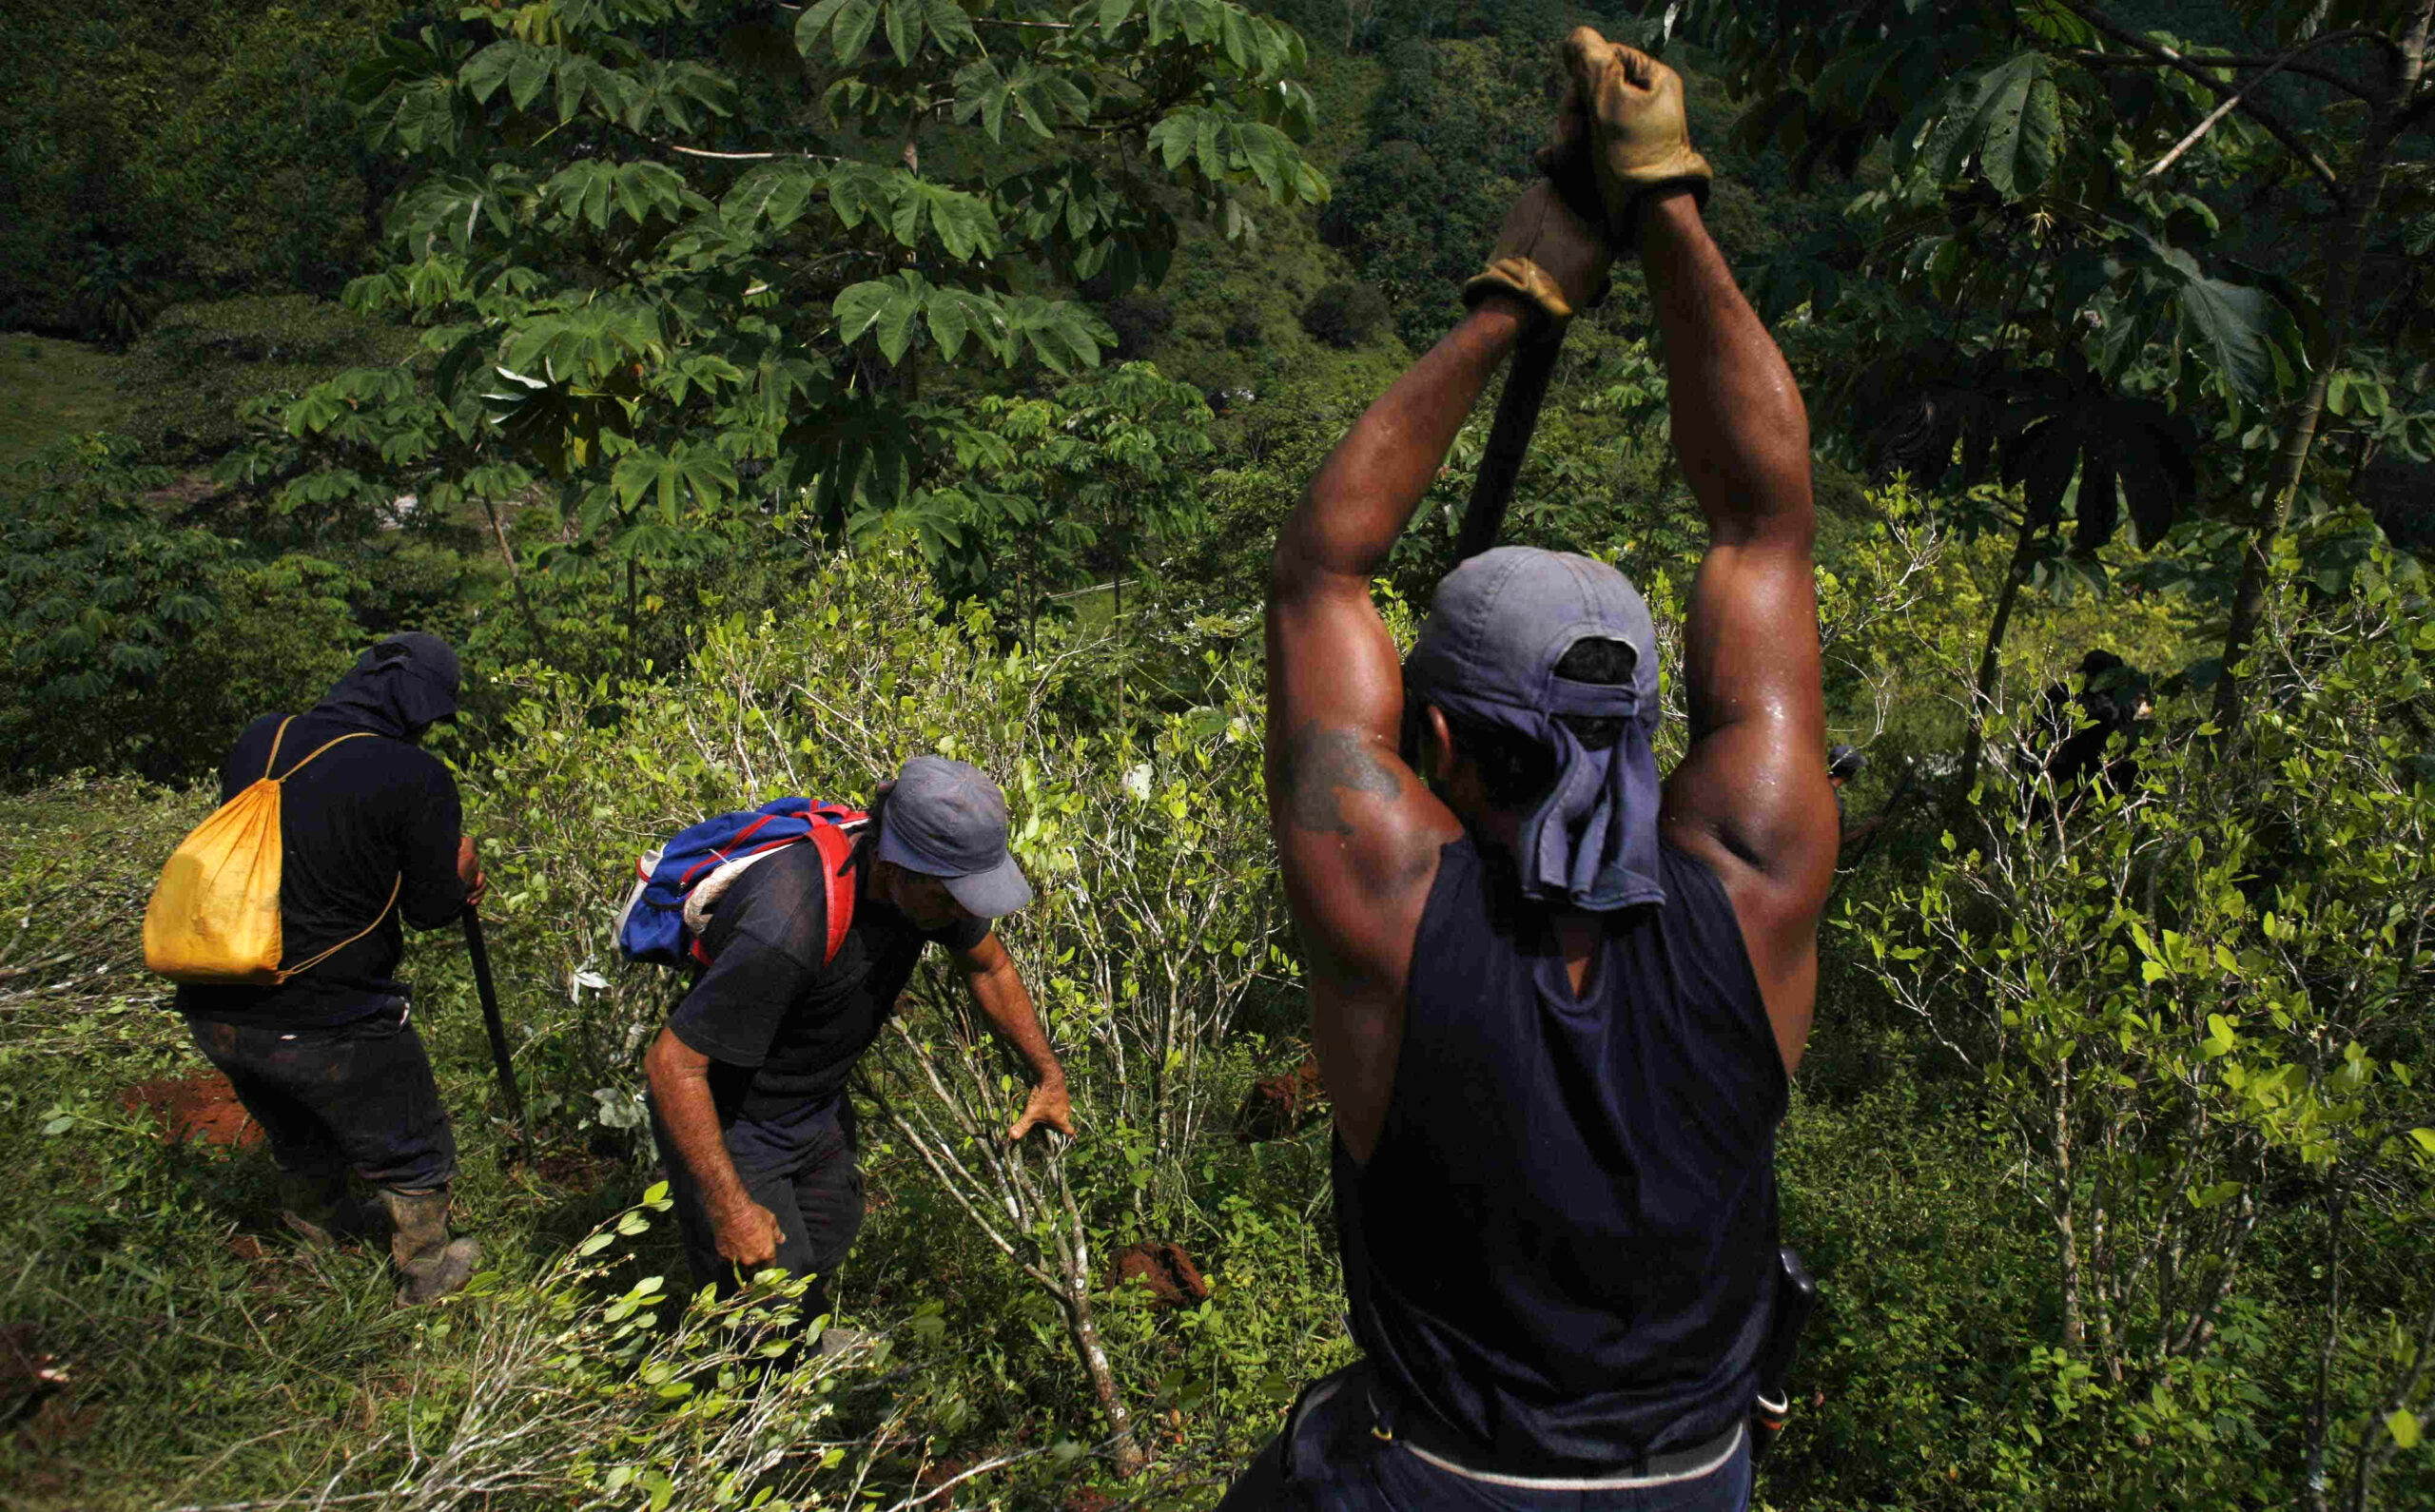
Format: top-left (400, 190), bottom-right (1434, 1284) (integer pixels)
top-left (175, 634), bottom-right (473, 1028)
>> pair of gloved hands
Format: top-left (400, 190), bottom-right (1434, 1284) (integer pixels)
top-left (1464, 29), bottom-right (1712, 329)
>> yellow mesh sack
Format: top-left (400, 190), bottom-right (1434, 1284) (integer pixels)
top-left (144, 718), bottom-right (400, 986)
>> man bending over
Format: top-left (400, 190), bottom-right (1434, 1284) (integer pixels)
top-left (644, 757), bottom-right (1073, 1339)
top-left (1226, 31), bottom-right (1837, 1511)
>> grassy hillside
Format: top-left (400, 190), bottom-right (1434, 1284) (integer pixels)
top-left (0, 336), bottom-right (127, 472)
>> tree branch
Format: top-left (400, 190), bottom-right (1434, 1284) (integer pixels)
top-left (2067, 29), bottom-right (2387, 101)
top-left (2144, 39), bottom-right (2318, 176)
top-left (658, 143), bottom-right (844, 163)
top-left (2048, 0), bottom-right (2347, 196)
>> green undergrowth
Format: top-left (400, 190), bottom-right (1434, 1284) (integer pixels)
top-left (0, 336), bottom-right (127, 473)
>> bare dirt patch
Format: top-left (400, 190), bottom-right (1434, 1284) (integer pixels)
top-left (1112, 1241), bottom-right (1209, 1310)
top-left (118, 1073), bottom-right (261, 1149)
top-left (1234, 1056), bottom-right (1327, 1144)
top-left (139, 471), bottom-right (224, 512)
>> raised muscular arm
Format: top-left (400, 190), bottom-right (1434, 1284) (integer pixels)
top-left (1264, 300), bottom-right (1521, 1160)
top-left (1638, 187), bottom-right (1839, 1071)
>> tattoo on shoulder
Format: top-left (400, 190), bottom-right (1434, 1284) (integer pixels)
top-left (1280, 723), bottom-right (1400, 837)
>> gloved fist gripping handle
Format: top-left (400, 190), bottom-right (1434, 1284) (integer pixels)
top-left (1542, 26), bottom-right (1712, 239)
top-left (1462, 180), bottom-right (1612, 329)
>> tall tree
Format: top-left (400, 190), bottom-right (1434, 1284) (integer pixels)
top-left (262, 0), bottom-right (1325, 650)
top-left (1648, 0), bottom-right (2433, 754)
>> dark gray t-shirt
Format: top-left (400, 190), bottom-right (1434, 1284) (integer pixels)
top-left (667, 844), bottom-right (987, 1124)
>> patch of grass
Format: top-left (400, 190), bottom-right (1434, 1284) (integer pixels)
top-left (0, 335), bottom-right (128, 472)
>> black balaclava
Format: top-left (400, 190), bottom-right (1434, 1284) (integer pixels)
top-left (313, 632), bottom-right (461, 740)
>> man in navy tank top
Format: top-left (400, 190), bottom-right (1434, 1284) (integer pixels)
top-left (1225, 29), bottom-right (1839, 1510)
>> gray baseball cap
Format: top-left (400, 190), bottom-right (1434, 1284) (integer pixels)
top-left (875, 756), bottom-right (1034, 919)
top-left (1403, 547), bottom-right (1666, 911)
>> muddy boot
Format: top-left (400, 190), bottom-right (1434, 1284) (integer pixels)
top-left (278, 1170), bottom-right (380, 1248)
top-left (380, 1187), bottom-right (481, 1305)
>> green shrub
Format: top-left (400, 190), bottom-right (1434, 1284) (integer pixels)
top-left (0, 435), bottom-right (374, 785)
top-left (117, 294), bottom-right (408, 462)
top-left (1299, 281), bottom-right (1392, 348)
top-left (1847, 536), bottom-right (2435, 1511)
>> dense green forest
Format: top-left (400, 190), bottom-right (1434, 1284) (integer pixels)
top-left (2, 0), bottom-right (2431, 1507)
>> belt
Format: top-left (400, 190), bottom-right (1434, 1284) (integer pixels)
top-left (1368, 1389), bottom-right (1746, 1492)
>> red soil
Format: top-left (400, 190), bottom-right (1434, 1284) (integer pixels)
top-left (1112, 1240), bottom-right (1209, 1309)
top-left (1234, 1056), bottom-right (1328, 1144)
top-left (118, 1073), bottom-right (261, 1149)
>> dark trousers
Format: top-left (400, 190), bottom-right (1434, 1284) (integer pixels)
top-left (651, 1095), bottom-right (865, 1322)
top-left (185, 1004), bottom-right (458, 1192)
top-left (1218, 1364), bottom-right (1753, 1512)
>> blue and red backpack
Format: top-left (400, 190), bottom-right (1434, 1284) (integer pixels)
top-left (615, 798), bottom-right (867, 969)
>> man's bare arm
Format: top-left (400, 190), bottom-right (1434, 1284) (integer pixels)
top-left (643, 1028), bottom-right (785, 1269)
top-left (1265, 298), bottom-right (1540, 1160)
top-left (1639, 190), bottom-right (1813, 553)
top-left (1638, 188), bottom-right (1837, 1068)
top-left (1265, 295), bottom-right (1531, 901)
top-left (950, 934), bottom-right (1074, 1140)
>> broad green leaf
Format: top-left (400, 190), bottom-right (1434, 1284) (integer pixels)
top-left (2174, 271), bottom-right (2281, 402)
top-left (873, 286), bottom-right (923, 364)
top-left (885, 0), bottom-right (920, 66)
top-left (1220, 8), bottom-right (1254, 68)
top-left (795, 0), bottom-right (849, 50)
top-left (1972, 54), bottom-right (2058, 198)
top-left (831, 0), bottom-right (881, 63)
top-left (833, 281), bottom-right (894, 345)
top-left (926, 290), bottom-right (972, 359)
top-left (920, 0), bottom-right (976, 53)
top-left (460, 41), bottom-right (519, 104)
top-left (2390, 1411), bottom-right (2421, 1450)
top-left (507, 46), bottom-right (553, 110)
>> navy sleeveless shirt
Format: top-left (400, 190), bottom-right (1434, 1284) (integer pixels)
top-left (1334, 835), bottom-right (1787, 1474)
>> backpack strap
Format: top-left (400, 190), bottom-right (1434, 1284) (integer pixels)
top-left (263, 716), bottom-right (296, 779)
top-left (808, 822), bottom-right (858, 968)
top-left (276, 729), bottom-right (377, 781)
top-left (275, 872), bottom-right (403, 982)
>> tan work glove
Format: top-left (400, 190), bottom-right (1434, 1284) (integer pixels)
top-left (1462, 180), bottom-right (1612, 327)
top-left (1542, 26), bottom-right (1711, 238)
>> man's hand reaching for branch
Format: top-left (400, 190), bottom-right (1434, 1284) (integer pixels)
top-left (1008, 1076), bottom-right (1075, 1143)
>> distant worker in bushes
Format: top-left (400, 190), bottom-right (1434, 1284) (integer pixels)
top-left (1233, 30), bottom-right (1836, 1511)
top-left (1828, 743), bottom-right (1886, 851)
top-left (641, 757), bottom-right (1073, 1339)
top-left (176, 633), bottom-right (490, 1305)
top-left (2025, 649), bottom-right (2153, 821)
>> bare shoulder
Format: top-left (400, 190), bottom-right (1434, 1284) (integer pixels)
top-left (1267, 716), bottom-right (1455, 1161)
top-left (1269, 719), bottom-right (1457, 947)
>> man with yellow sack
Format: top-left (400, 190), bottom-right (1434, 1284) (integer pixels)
top-left (171, 632), bottom-right (490, 1305)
